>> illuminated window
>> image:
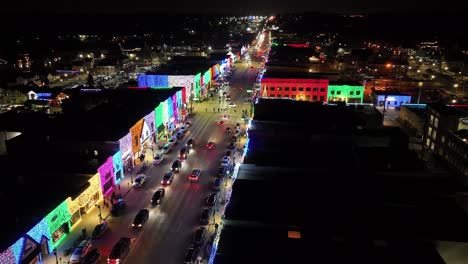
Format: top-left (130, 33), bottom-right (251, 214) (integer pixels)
top-left (434, 118), bottom-right (439, 128)
top-left (441, 136), bottom-right (445, 143)
top-left (313, 95), bottom-right (317, 101)
top-left (277, 87), bottom-right (282, 91)
top-left (288, 230), bottom-right (301, 239)
top-left (93, 150), bottom-right (99, 156)
top-left (305, 95), bottom-right (310, 101)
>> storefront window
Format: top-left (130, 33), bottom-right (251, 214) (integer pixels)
top-left (52, 223), bottom-right (69, 243)
top-left (70, 210), bottom-right (81, 226)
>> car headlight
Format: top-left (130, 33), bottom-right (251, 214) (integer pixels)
top-left (157, 199), bottom-right (160, 203)
top-left (138, 224), bottom-right (142, 227)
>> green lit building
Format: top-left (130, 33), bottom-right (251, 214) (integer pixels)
top-left (327, 81), bottom-right (364, 104)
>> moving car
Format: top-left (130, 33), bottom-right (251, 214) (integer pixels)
top-left (161, 171), bottom-right (175, 185)
top-left (69, 240), bottom-right (92, 264)
top-left (192, 227), bottom-right (207, 245)
top-left (81, 248), bottom-right (101, 264)
top-left (153, 152), bottom-right (164, 165)
top-left (110, 199), bottom-right (126, 216)
top-left (200, 208), bottom-right (212, 225)
top-left (171, 159), bottom-right (182, 173)
top-left (189, 169), bottom-right (201, 182)
top-left (179, 147), bottom-right (189, 159)
top-left (132, 174), bottom-right (146, 188)
top-left (108, 237), bottom-right (131, 264)
top-left (206, 193), bottom-right (218, 206)
top-left (186, 138), bottom-right (194, 148)
top-left (91, 221), bottom-right (108, 239)
top-left (151, 188), bottom-right (165, 205)
top-left (206, 141), bottom-right (215, 150)
top-left (132, 209), bottom-right (149, 229)
top-left (183, 246), bottom-right (200, 264)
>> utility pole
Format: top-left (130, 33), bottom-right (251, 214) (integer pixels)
top-left (417, 82), bottom-right (422, 104)
top-left (382, 82), bottom-right (388, 126)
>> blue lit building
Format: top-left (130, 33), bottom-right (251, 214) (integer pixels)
top-left (372, 89), bottom-right (411, 108)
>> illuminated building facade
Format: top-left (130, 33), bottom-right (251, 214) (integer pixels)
top-left (327, 82), bottom-right (364, 103)
top-left (261, 77), bottom-right (329, 102)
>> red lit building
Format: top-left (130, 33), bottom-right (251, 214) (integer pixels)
top-left (260, 72), bottom-right (329, 102)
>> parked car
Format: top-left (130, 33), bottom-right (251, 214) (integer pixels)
top-left (132, 209), bottom-right (149, 229)
top-left (91, 221), bottom-right (108, 239)
top-left (176, 131), bottom-right (184, 139)
top-left (221, 156), bottom-right (230, 167)
top-left (69, 240), bottom-right (93, 264)
top-left (200, 208), bottom-right (211, 225)
top-left (168, 136), bottom-right (177, 146)
top-left (153, 152), bottom-right (164, 164)
top-left (81, 248), bottom-right (101, 264)
top-left (227, 142), bottom-right (236, 149)
top-left (132, 174), bottom-right (146, 188)
top-left (162, 143), bottom-right (172, 154)
top-left (189, 169), bottom-right (201, 182)
top-left (217, 167), bottom-right (226, 178)
top-left (110, 199), bottom-right (126, 216)
top-left (192, 227), bottom-right (207, 245)
top-left (151, 188), bottom-right (165, 205)
top-left (108, 237), bottom-right (131, 264)
top-left (224, 150), bottom-right (232, 157)
top-left (171, 159), bottom-right (182, 173)
top-left (212, 178), bottom-right (223, 191)
top-left (179, 125), bottom-right (187, 133)
top-left (206, 193), bottom-right (218, 206)
top-left (183, 246), bottom-right (200, 264)
top-left (161, 171), bottom-right (175, 185)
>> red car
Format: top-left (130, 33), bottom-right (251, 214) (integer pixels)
top-left (206, 142), bottom-right (215, 150)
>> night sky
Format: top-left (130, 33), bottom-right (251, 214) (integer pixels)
top-left (1, 0), bottom-right (465, 14)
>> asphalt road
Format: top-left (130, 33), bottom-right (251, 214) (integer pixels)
top-left (85, 61), bottom-right (258, 264)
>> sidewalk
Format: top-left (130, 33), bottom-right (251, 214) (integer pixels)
top-left (41, 175), bottom-right (138, 264)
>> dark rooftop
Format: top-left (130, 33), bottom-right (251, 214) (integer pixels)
top-left (428, 102), bottom-right (468, 117)
top-left (329, 80), bottom-right (364, 86)
top-left (148, 63), bottom-right (213, 75)
top-left (0, 156), bottom-right (97, 252)
top-left (372, 89), bottom-right (411, 96)
top-left (262, 69), bottom-right (338, 80)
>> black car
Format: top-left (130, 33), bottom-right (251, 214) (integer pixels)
top-left (206, 193), bottom-right (218, 206)
top-left (183, 246), bottom-right (199, 264)
top-left (108, 237), bottom-right (131, 264)
top-left (224, 150), bottom-right (232, 157)
top-left (217, 167), bottom-right (226, 178)
top-left (200, 208), bottom-right (211, 225)
top-left (132, 209), bottom-right (149, 228)
top-left (227, 142), bottom-right (236, 149)
top-left (91, 221), bottom-right (108, 239)
top-left (179, 147), bottom-right (189, 159)
top-left (212, 178), bottom-right (223, 191)
top-left (192, 227), bottom-right (207, 245)
top-left (81, 248), bottom-right (101, 264)
top-left (110, 199), bottom-right (126, 216)
top-left (172, 159), bottom-right (182, 173)
top-left (151, 188), bottom-right (165, 205)
top-left (161, 171), bottom-right (175, 185)
top-left (186, 138), bottom-right (194, 148)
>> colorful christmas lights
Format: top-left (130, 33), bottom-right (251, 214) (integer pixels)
top-left (113, 151), bottom-right (124, 184)
top-left (98, 157), bottom-right (115, 195)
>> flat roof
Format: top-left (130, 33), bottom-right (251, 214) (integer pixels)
top-left (149, 63), bottom-right (212, 75)
top-left (263, 69), bottom-right (338, 79)
top-left (429, 102), bottom-right (468, 117)
top-left (329, 80), bottom-right (364, 86)
top-left (214, 225), bottom-right (446, 264)
top-left (372, 89), bottom-right (411, 96)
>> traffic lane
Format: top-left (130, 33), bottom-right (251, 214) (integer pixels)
top-left (124, 110), bottom-right (228, 263)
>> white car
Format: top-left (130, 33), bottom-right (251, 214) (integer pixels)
top-left (133, 174), bottom-right (146, 188)
top-left (153, 152), bottom-right (164, 164)
top-left (228, 103), bottom-right (236, 108)
top-left (69, 240), bottom-right (92, 264)
top-left (221, 156), bottom-right (231, 167)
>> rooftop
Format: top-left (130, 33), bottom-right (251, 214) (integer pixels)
top-left (429, 102), bottom-right (468, 117)
top-left (148, 63), bottom-right (213, 76)
top-left (262, 69), bottom-right (338, 80)
top-left (372, 89), bottom-right (411, 96)
top-left (0, 156), bottom-right (97, 252)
